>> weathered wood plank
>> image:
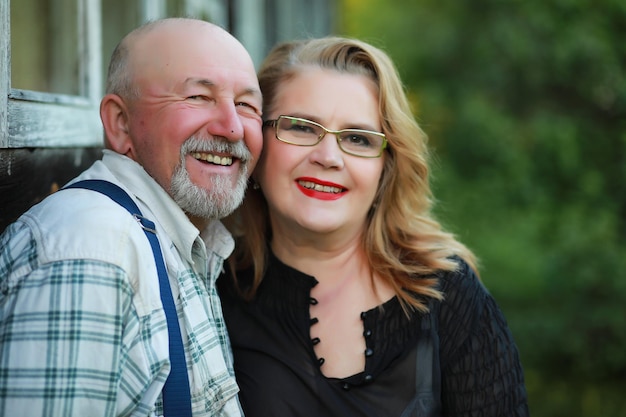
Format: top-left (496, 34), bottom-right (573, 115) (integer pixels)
top-left (0, 147), bottom-right (103, 233)
top-left (7, 100), bottom-right (102, 148)
top-left (0, 0), bottom-right (9, 148)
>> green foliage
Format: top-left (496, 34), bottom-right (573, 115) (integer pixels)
top-left (339, 0), bottom-right (626, 415)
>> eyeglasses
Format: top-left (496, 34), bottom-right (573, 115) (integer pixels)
top-left (263, 115), bottom-right (387, 158)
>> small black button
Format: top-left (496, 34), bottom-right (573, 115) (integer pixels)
top-left (363, 329), bottom-right (372, 338)
top-left (360, 312), bottom-right (367, 320)
top-left (342, 383), bottom-right (350, 391)
top-left (318, 357), bottom-right (325, 366)
top-left (311, 337), bottom-right (321, 345)
top-left (309, 297), bottom-right (318, 305)
top-left (310, 317), bottom-right (319, 325)
top-left (364, 348), bottom-right (374, 357)
top-left (364, 374), bottom-right (373, 382)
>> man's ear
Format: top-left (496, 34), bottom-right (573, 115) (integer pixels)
top-left (100, 93), bottom-right (133, 155)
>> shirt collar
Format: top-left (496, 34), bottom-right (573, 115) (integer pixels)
top-left (100, 150), bottom-right (234, 263)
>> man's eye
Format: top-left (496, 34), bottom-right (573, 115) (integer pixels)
top-left (236, 102), bottom-right (260, 115)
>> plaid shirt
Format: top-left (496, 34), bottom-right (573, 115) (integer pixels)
top-left (0, 151), bottom-right (243, 417)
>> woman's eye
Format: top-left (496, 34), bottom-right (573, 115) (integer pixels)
top-left (345, 134), bottom-right (373, 147)
top-left (289, 124), bottom-right (315, 134)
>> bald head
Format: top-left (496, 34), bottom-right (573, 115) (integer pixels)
top-left (106, 18), bottom-right (255, 100)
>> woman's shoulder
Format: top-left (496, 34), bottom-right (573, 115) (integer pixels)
top-left (437, 257), bottom-right (487, 304)
top-left (435, 257), bottom-right (492, 348)
top-left (434, 259), bottom-right (529, 413)
top-left (435, 256), bottom-right (521, 365)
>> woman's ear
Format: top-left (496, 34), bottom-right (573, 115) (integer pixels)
top-left (100, 93), bottom-right (133, 155)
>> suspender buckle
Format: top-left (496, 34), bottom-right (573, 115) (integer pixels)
top-left (133, 214), bottom-right (157, 234)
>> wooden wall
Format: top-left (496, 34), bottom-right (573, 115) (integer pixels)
top-left (0, 147), bottom-right (102, 233)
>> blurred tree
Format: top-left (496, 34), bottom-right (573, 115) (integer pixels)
top-left (339, 0), bottom-right (626, 416)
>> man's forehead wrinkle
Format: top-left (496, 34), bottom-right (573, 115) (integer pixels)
top-left (183, 77), bottom-right (261, 98)
top-left (185, 78), bottom-right (216, 88)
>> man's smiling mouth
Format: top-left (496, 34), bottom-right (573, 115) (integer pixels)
top-left (190, 152), bottom-right (233, 166)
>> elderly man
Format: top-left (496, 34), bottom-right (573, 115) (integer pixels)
top-left (0, 18), bottom-right (262, 416)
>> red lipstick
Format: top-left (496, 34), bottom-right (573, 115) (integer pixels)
top-left (296, 177), bottom-right (346, 201)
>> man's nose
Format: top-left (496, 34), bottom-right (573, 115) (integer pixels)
top-left (206, 101), bottom-right (244, 141)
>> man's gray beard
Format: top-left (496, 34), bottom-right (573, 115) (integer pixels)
top-left (170, 136), bottom-right (251, 220)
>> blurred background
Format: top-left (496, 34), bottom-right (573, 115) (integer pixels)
top-left (2, 0), bottom-right (625, 415)
top-left (336, 1), bottom-right (626, 415)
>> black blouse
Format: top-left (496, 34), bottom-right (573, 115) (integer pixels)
top-left (218, 253), bottom-right (529, 417)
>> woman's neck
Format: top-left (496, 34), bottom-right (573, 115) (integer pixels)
top-left (270, 230), bottom-right (364, 282)
top-left (270, 229), bottom-right (395, 304)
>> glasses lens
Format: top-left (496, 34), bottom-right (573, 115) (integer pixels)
top-left (276, 117), bottom-right (323, 146)
top-left (338, 130), bottom-right (385, 157)
top-left (275, 116), bottom-right (386, 157)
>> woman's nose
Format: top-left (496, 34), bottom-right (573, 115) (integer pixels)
top-left (309, 133), bottom-right (345, 169)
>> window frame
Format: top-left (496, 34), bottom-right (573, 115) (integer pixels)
top-left (2, 0), bottom-right (102, 148)
top-left (0, 0), bottom-right (334, 149)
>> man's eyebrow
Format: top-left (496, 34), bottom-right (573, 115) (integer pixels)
top-left (184, 77), bottom-right (261, 98)
top-left (242, 86), bottom-right (263, 100)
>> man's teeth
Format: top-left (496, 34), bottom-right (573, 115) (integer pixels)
top-left (191, 152), bottom-right (233, 166)
top-left (298, 180), bottom-right (343, 194)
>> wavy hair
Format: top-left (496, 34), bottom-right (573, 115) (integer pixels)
top-left (226, 36), bottom-right (477, 312)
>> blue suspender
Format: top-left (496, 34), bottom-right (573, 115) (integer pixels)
top-left (65, 179), bottom-right (193, 417)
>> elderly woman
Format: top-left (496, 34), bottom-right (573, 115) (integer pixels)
top-left (219, 36), bottom-right (529, 417)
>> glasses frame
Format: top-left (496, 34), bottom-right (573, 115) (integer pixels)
top-left (263, 115), bottom-right (388, 158)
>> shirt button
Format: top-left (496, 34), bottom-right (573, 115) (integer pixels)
top-left (310, 297), bottom-right (318, 305)
top-left (363, 329), bottom-right (372, 338)
top-left (342, 383), bottom-right (350, 391)
top-left (360, 312), bottom-right (367, 320)
top-left (311, 337), bottom-right (321, 345)
top-left (364, 348), bottom-right (374, 357)
top-left (364, 374), bottom-right (373, 382)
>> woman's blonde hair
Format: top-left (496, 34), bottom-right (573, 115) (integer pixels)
top-left (226, 36), bottom-right (477, 312)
